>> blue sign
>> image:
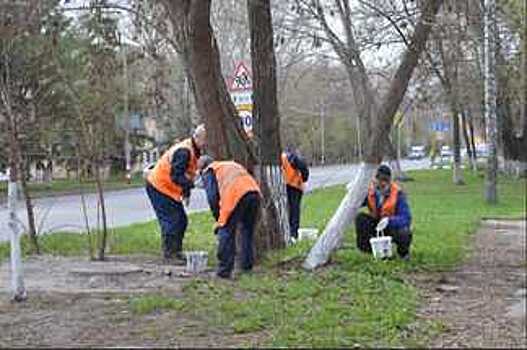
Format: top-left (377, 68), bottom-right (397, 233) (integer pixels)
top-left (431, 121), bottom-right (449, 132)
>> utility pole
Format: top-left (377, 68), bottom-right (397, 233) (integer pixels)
top-left (320, 98), bottom-right (325, 165)
top-left (484, 0), bottom-right (498, 204)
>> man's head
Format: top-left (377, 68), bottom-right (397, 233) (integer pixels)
top-left (197, 155), bottom-right (214, 175)
top-left (375, 164), bottom-right (392, 192)
top-left (192, 124), bottom-right (207, 150)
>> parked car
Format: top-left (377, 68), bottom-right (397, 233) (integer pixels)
top-left (475, 143), bottom-right (489, 158)
top-left (435, 145), bottom-right (453, 168)
top-left (408, 145), bottom-right (426, 160)
top-left (0, 171), bottom-right (8, 182)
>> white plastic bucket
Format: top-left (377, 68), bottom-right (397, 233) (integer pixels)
top-left (370, 236), bottom-right (393, 260)
top-left (184, 251), bottom-right (208, 274)
top-left (298, 228), bottom-right (319, 241)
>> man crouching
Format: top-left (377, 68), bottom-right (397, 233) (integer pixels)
top-left (198, 156), bottom-right (261, 279)
top-left (355, 164), bottom-right (412, 260)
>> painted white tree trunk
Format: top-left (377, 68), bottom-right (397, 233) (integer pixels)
top-left (8, 181), bottom-right (26, 301)
top-left (484, 0), bottom-right (498, 204)
top-left (303, 163), bottom-right (376, 270)
top-left (257, 164), bottom-right (290, 242)
top-left (453, 161), bottom-right (464, 185)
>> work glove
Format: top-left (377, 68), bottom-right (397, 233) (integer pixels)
top-left (213, 223), bottom-right (221, 235)
top-left (194, 175), bottom-right (204, 189)
top-left (376, 217), bottom-right (389, 232)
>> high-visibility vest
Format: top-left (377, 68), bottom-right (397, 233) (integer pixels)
top-left (147, 138), bottom-right (198, 202)
top-left (209, 161), bottom-right (261, 227)
top-left (367, 182), bottom-right (399, 218)
top-left (281, 153), bottom-right (304, 191)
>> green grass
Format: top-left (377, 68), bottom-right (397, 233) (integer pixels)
top-left (0, 170), bottom-right (525, 347)
top-left (129, 295), bottom-right (185, 315)
top-left (0, 173), bottom-right (145, 200)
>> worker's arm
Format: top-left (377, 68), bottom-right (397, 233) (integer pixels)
top-left (388, 191), bottom-right (412, 230)
top-left (288, 153), bottom-right (310, 182)
top-left (202, 168), bottom-right (220, 221)
top-left (170, 149), bottom-right (194, 197)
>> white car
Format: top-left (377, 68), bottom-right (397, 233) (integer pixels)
top-left (0, 171), bottom-right (8, 182)
top-left (408, 145), bottom-right (426, 160)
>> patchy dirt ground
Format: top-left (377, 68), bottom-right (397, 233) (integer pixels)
top-left (0, 255), bottom-right (264, 347)
top-left (1, 220), bottom-right (525, 347)
top-left (414, 219), bottom-right (527, 348)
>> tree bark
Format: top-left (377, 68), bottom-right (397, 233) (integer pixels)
top-left (248, 0), bottom-right (289, 250)
top-left (484, 0), bottom-right (498, 204)
top-left (451, 106), bottom-right (465, 185)
top-left (160, 0), bottom-right (288, 257)
top-left (162, 0), bottom-right (255, 165)
top-left (303, 0), bottom-right (444, 270)
top-left (461, 109), bottom-right (477, 170)
top-left (95, 161), bottom-right (109, 261)
top-left (6, 111), bottom-right (27, 302)
top-left (19, 159), bottom-right (40, 254)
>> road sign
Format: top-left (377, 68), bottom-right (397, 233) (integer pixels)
top-left (228, 61), bottom-right (253, 137)
top-left (431, 121), bottom-right (450, 132)
top-left (228, 62), bottom-right (252, 92)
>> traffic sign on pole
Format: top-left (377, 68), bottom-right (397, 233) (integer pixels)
top-left (228, 61), bottom-right (253, 137)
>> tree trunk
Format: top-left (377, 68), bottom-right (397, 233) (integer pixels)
top-left (467, 108), bottom-right (478, 166)
top-left (460, 109), bottom-right (477, 170)
top-left (184, 0), bottom-right (255, 165)
top-left (451, 107), bottom-right (465, 185)
top-left (303, 0), bottom-right (444, 270)
top-left (484, 0), bottom-right (498, 204)
top-left (160, 0), bottom-right (287, 258)
top-left (248, 0), bottom-right (288, 252)
top-left (95, 161), bottom-right (109, 261)
top-left (19, 159), bottom-right (40, 254)
top-left (6, 116), bottom-right (26, 301)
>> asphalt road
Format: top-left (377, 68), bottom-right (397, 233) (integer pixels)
top-left (0, 160), bottom-right (429, 242)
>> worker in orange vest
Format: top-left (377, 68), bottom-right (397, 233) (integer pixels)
top-left (355, 165), bottom-right (412, 260)
top-left (145, 124), bottom-right (206, 263)
top-left (281, 149), bottom-right (309, 242)
top-left (197, 156), bottom-right (261, 279)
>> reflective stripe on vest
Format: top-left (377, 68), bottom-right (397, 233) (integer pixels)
top-left (210, 161), bottom-right (261, 227)
top-left (147, 138), bottom-right (197, 202)
top-left (367, 182), bottom-right (399, 218)
top-left (281, 153), bottom-right (304, 191)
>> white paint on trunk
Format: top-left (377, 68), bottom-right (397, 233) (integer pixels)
top-left (7, 181), bottom-right (26, 301)
top-left (256, 164), bottom-right (290, 242)
top-left (453, 162), bottom-right (464, 185)
top-left (303, 163), bottom-right (376, 270)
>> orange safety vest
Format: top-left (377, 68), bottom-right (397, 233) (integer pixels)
top-left (367, 182), bottom-right (399, 218)
top-left (147, 138), bottom-right (198, 202)
top-left (209, 161), bottom-right (261, 227)
top-left (281, 153), bottom-right (304, 191)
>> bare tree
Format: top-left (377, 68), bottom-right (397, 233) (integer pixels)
top-left (248, 0), bottom-right (290, 247)
top-left (303, 0), bottom-right (444, 270)
top-left (159, 0), bottom-right (289, 253)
